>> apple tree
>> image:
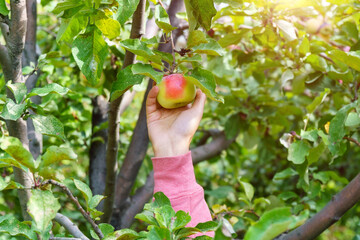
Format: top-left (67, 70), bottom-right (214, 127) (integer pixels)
top-left (0, 0), bottom-right (360, 239)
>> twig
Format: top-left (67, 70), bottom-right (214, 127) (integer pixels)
top-left (343, 136), bottom-right (360, 147)
top-left (40, 180), bottom-right (104, 239)
top-left (280, 173), bottom-right (360, 240)
top-left (319, 52), bottom-right (334, 64)
top-left (169, 32), bottom-right (177, 73)
top-left (54, 213), bottom-right (89, 240)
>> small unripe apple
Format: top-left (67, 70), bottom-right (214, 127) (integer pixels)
top-left (157, 74), bottom-right (196, 109)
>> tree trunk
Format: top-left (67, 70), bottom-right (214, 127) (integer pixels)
top-left (101, 0), bottom-right (147, 223)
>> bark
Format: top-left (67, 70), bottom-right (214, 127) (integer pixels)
top-left (110, 0), bottom-right (186, 228)
top-left (54, 213), bottom-right (89, 240)
top-left (1, 0), bottom-right (33, 221)
top-left (117, 131), bottom-right (237, 228)
top-left (23, 0), bottom-right (42, 160)
top-left (101, 0), bottom-right (147, 223)
top-left (89, 96), bottom-right (108, 198)
top-left (280, 173), bottom-right (360, 240)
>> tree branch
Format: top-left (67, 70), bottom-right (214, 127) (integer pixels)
top-left (54, 213), bottom-right (89, 240)
top-left (41, 180), bottom-right (103, 239)
top-left (280, 173), bottom-right (360, 240)
top-left (343, 136), bottom-right (360, 148)
top-left (101, 0), bottom-right (147, 223)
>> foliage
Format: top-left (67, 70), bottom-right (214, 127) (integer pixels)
top-left (0, 0), bottom-right (360, 239)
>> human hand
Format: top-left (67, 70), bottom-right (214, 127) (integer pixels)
top-left (146, 85), bottom-right (206, 157)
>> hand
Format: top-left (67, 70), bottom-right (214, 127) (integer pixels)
top-left (146, 86), bottom-right (206, 157)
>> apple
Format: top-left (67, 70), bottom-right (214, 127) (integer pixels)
top-left (157, 73), bottom-right (196, 109)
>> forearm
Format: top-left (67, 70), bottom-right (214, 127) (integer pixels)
top-left (152, 151), bottom-right (213, 236)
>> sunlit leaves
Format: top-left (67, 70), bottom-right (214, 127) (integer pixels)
top-left (187, 30), bottom-right (208, 48)
top-left (6, 82), bottom-right (27, 104)
top-left (184, 0), bottom-right (216, 31)
top-left (41, 146), bottom-right (77, 168)
top-left (31, 115), bottom-right (65, 141)
top-left (28, 83), bottom-right (69, 97)
top-left (72, 27), bottom-right (108, 86)
top-left (0, 0), bottom-right (9, 16)
top-left (185, 67), bottom-right (224, 102)
top-left (0, 216), bottom-right (37, 239)
top-left (0, 137), bottom-right (35, 171)
top-left (192, 38), bottom-right (224, 55)
top-left (119, 39), bottom-right (162, 64)
top-left (0, 99), bottom-right (26, 121)
top-left (56, 14), bottom-right (88, 44)
top-left (275, 20), bottom-right (297, 41)
top-left (95, 10), bottom-right (121, 40)
top-left (328, 50), bottom-right (360, 72)
top-left (154, 5), bottom-right (177, 34)
top-left (306, 88), bottom-right (330, 114)
top-left (116, 0), bottom-right (140, 25)
top-left (28, 190), bottom-right (61, 234)
top-left (110, 65), bottom-right (145, 101)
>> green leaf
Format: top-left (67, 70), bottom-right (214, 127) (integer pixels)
top-left (308, 142), bottom-right (326, 165)
top-left (7, 82), bottom-right (27, 104)
top-left (41, 146), bottom-right (77, 168)
top-left (185, 67), bottom-right (223, 102)
top-left (0, 99), bottom-right (26, 121)
top-left (176, 227), bottom-right (202, 239)
top-left (52, 0), bottom-right (84, 15)
top-left (224, 113), bottom-right (242, 139)
top-left (72, 28), bottom-right (108, 86)
top-left (116, 0), bottom-right (140, 25)
top-left (218, 31), bottom-right (250, 48)
top-left (119, 39), bottom-right (162, 64)
top-left (104, 229), bottom-right (141, 240)
top-left (110, 65), bottom-right (145, 101)
top-left (306, 88), bottom-right (330, 114)
top-left (91, 223), bottom-right (114, 239)
top-left (148, 226), bottom-right (171, 240)
top-left (275, 20), bottom-right (297, 41)
top-left (173, 210), bottom-right (191, 231)
top-left (30, 115), bottom-right (66, 140)
top-left (287, 140), bottom-right (310, 164)
top-left (22, 66), bottom-right (35, 75)
top-left (280, 69), bottom-right (294, 89)
top-left (300, 129), bottom-right (318, 142)
top-left (0, 153), bottom-right (28, 171)
top-left (154, 205), bottom-right (175, 228)
top-left (185, 0), bottom-right (216, 31)
top-left (305, 54), bottom-right (328, 72)
top-left (195, 221), bottom-right (218, 232)
top-left (89, 194), bottom-right (105, 209)
top-left (327, 50), bottom-right (360, 72)
top-left (56, 14), bottom-right (88, 43)
top-left (95, 11), bottom-right (121, 40)
top-left (299, 37), bottom-right (310, 57)
top-left (0, 217), bottom-right (37, 239)
top-left (135, 211), bottom-right (159, 226)
top-left (329, 103), bottom-right (355, 144)
top-left (188, 30), bottom-right (208, 48)
top-left (0, 0), bottom-right (9, 16)
top-left (154, 5), bottom-right (177, 34)
top-left (239, 180), bottom-right (255, 201)
top-left (273, 168), bottom-right (297, 180)
top-left (131, 63), bottom-right (163, 83)
top-left (28, 190), bottom-right (61, 234)
top-left (0, 137), bottom-right (35, 171)
top-left (28, 83), bottom-right (69, 97)
top-left (152, 192), bottom-right (171, 208)
top-left (192, 38), bottom-right (224, 56)
top-left (73, 179), bottom-right (93, 206)
top-left (345, 112), bottom-right (360, 127)
top-left (244, 208), bottom-right (308, 240)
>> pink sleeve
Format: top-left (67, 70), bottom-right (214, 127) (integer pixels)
top-left (152, 151), bottom-right (214, 237)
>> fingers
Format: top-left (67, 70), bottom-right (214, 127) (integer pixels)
top-left (146, 86), bottom-right (159, 116)
top-left (191, 89), bottom-right (206, 112)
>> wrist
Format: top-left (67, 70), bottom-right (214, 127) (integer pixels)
top-left (153, 141), bottom-right (190, 158)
